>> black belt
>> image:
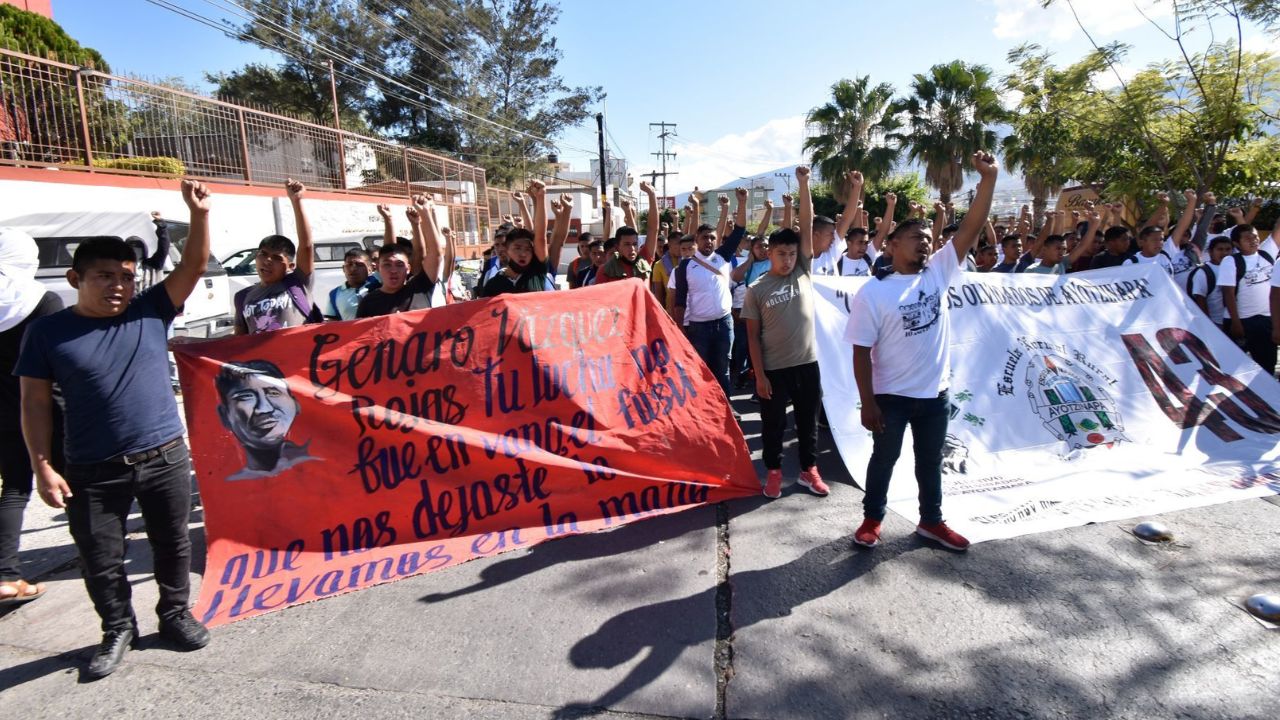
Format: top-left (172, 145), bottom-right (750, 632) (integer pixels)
top-left (108, 438), bottom-right (183, 466)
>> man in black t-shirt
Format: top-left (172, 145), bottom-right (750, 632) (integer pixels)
top-left (479, 180), bottom-right (556, 297)
top-left (15, 182), bottom-right (216, 679)
top-left (357, 195), bottom-right (443, 318)
top-left (1090, 226), bottom-right (1136, 269)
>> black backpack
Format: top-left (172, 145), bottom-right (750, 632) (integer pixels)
top-left (1185, 264), bottom-right (1216, 296)
top-left (837, 255), bottom-right (873, 276)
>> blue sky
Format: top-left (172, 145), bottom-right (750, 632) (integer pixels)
top-left (50, 0), bottom-right (1276, 195)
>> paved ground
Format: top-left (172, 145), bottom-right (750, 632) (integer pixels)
top-left (2, 390), bottom-right (1279, 720)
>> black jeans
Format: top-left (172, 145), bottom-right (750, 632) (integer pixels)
top-left (0, 412), bottom-right (64, 581)
top-left (863, 392), bottom-right (949, 525)
top-left (65, 439), bottom-right (193, 632)
top-left (1240, 315), bottom-right (1278, 376)
top-left (760, 362), bottom-right (822, 471)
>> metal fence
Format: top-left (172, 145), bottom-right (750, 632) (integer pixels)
top-left (0, 47), bottom-right (491, 252)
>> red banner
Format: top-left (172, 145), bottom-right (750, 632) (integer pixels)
top-left (175, 281), bottom-right (757, 626)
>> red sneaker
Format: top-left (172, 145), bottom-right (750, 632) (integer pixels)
top-left (763, 469), bottom-right (783, 498)
top-left (916, 521), bottom-right (970, 551)
top-left (798, 467), bottom-right (829, 496)
top-left (853, 519), bottom-right (881, 548)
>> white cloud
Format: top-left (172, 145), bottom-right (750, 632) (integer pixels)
top-left (632, 115), bottom-right (807, 196)
top-left (1092, 61), bottom-right (1139, 89)
top-left (990, 0), bottom-right (1172, 42)
top-left (1242, 30), bottom-right (1278, 58)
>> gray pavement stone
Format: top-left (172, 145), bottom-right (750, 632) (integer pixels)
top-left (4, 389), bottom-right (1279, 720)
top-left (0, 643), bottom-right (674, 720)
top-left (0, 502), bottom-right (720, 719)
top-left (729, 440), bottom-right (1280, 720)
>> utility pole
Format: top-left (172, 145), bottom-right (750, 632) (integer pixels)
top-left (328, 60), bottom-right (347, 190)
top-left (649, 121), bottom-right (678, 208)
top-left (596, 113), bottom-right (608, 205)
top-left (774, 171), bottom-right (792, 195)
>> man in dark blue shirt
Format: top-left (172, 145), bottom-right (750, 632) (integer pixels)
top-left (15, 180), bottom-right (215, 679)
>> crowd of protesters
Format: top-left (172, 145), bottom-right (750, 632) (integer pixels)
top-left (0, 155), bottom-right (1277, 679)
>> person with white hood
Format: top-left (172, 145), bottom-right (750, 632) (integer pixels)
top-left (0, 228), bottom-right (64, 605)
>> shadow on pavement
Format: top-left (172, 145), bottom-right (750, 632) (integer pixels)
top-left (0, 645), bottom-right (94, 690)
top-left (554, 533), bottom-right (909, 715)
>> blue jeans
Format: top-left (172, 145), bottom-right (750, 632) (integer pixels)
top-left (687, 315), bottom-right (733, 397)
top-left (66, 439), bottom-right (194, 632)
top-left (863, 392), bottom-right (948, 525)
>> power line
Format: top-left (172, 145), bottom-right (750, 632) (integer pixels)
top-left (363, 0), bottom-right (460, 56)
top-left (160, 0), bottom-right (598, 156)
top-left (358, 0), bottom-right (455, 67)
top-left (224, 0), bottom-right (596, 154)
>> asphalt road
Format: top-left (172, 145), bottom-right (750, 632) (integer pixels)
top-left (2, 390), bottom-right (1278, 720)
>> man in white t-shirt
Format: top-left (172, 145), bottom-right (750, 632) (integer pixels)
top-left (673, 191), bottom-right (748, 398)
top-left (1218, 223), bottom-right (1276, 374)
top-left (1188, 236), bottom-right (1233, 326)
top-left (1125, 225), bottom-right (1175, 275)
top-left (843, 151), bottom-right (999, 552)
top-left (837, 227), bottom-right (877, 277)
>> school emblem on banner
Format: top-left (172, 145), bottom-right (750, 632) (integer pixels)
top-left (1021, 343), bottom-right (1126, 450)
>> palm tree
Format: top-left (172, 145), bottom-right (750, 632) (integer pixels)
top-left (892, 61), bottom-right (1004, 205)
top-left (1000, 132), bottom-right (1061, 227)
top-left (1001, 45), bottom-right (1084, 227)
top-left (803, 76), bottom-right (900, 197)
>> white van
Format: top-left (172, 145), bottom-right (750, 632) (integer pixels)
top-left (5, 211), bottom-right (235, 338)
top-left (221, 233), bottom-right (382, 305)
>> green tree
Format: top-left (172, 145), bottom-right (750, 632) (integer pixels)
top-left (0, 6), bottom-right (127, 163)
top-left (1040, 0), bottom-right (1280, 212)
top-left (363, 0), bottom-right (468, 153)
top-left (0, 4), bottom-right (108, 67)
top-left (210, 0), bottom-right (390, 130)
top-left (1000, 45), bottom-right (1089, 226)
top-left (892, 60), bottom-right (1004, 205)
top-left (803, 76), bottom-right (900, 196)
top-left (458, 0), bottom-right (603, 186)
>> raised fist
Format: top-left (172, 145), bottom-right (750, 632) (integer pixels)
top-left (846, 170), bottom-right (863, 185)
top-left (180, 179), bottom-right (211, 212)
top-left (377, 203), bottom-right (392, 220)
top-left (735, 187), bottom-right (748, 199)
top-left (971, 151), bottom-right (997, 179)
top-left (1183, 189), bottom-right (1197, 204)
top-left (559, 193), bottom-right (573, 208)
top-left (1202, 191), bottom-right (1216, 205)
top-left (884, 192), bottom-right (897, 204)
top-left (1156, 191), bottom-right (1170, 203)
top-left (640, 180), bottom-right (654, 194)
top-left (406, 205), bottom-right (420, 222)
top-left (782, 193), bottom-right (793, 205)
top-left (718, 194), bottom-right (730, 206)
top-left (526, 180), bottom-right (546, 197)
top-left (285, 178), bottom-right (306, 199)
top-left (795, 166), bottom-right (811, 180)
top-left (512, 191), bottom-right (525, 202)
top-left (621, 198), bottom-right (633, 211)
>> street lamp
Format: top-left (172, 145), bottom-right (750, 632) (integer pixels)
top-left (774, 172), bottom-right (792, 194)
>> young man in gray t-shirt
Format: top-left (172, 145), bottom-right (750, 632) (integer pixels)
top-left (234, 179), bottom-right (317, 335)
top-left (741, 166), bottom-right (827, 500)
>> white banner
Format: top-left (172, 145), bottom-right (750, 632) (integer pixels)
top-left (814, 264), bottom-right (1280, 543)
